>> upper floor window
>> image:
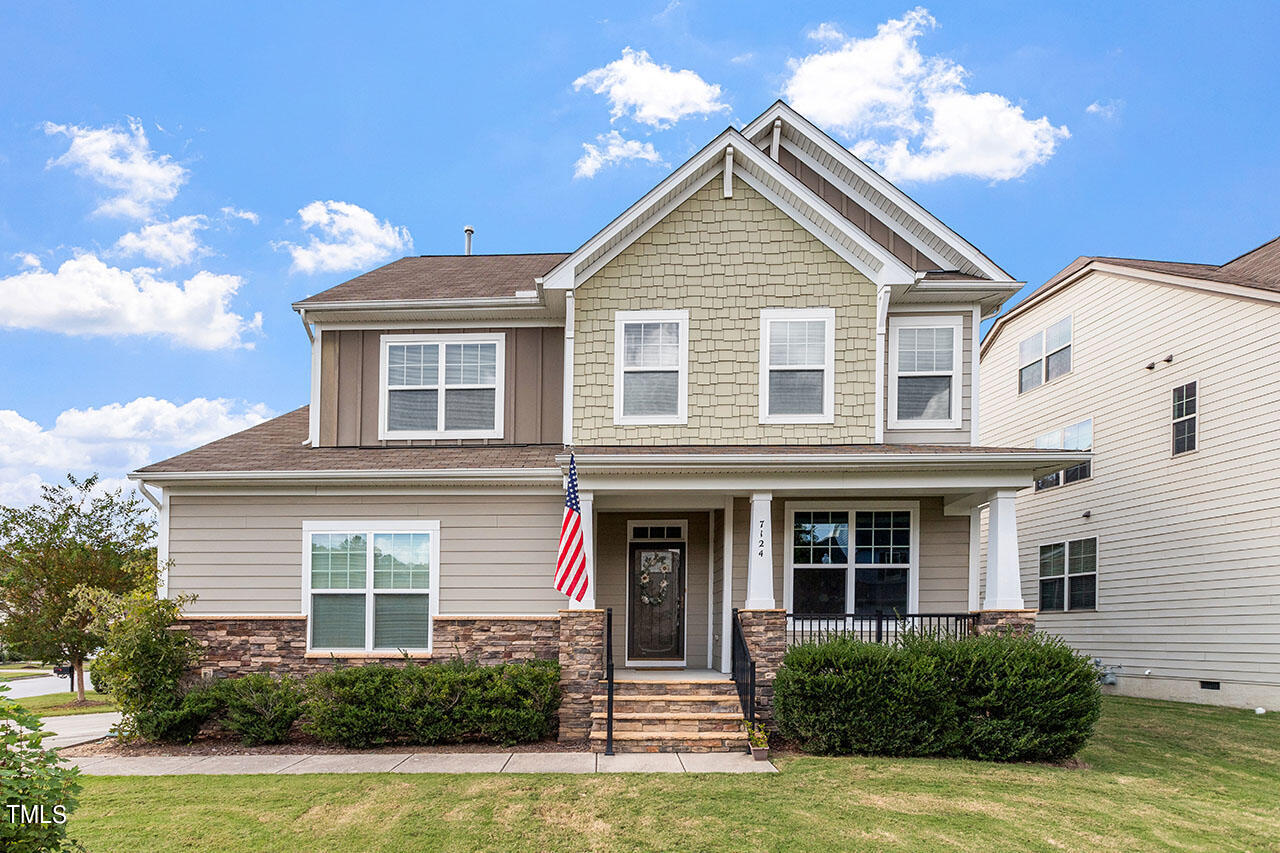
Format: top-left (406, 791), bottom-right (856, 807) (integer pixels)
top-left (887, 315), bottom-right (963, 430)
top-left (1039, 537), bottom-right (1096, 612)
top-left (760, 308), bottom-right (835, 424)
top-left (379, 333), bottom-right (504, 440)
top-left (614, 310), bottom-right (688, 425)
top-left (1172, 382), bottom-right (1197, 455)
top-left (1019, 316), bottom-right (1072, 393)
top-left (1034, 418), bottom-right (1093, 490)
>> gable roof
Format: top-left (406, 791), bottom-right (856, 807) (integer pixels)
top-left (292, 253), bottom-right (568, 309)
top-left (981, 235), bottom-right (1280, 357)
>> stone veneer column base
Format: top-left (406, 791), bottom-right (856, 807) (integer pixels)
top-left (973, 609), bottom-right (1037, 636)
top-left (557, 609), bottom-right (605, 743)
top-left (736, 609), bottom-right (787, 725)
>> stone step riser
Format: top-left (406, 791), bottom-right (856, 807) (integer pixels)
top-left (603, 680), bottom-right (738, 697)
top-left (594, 720), bottom-right (745, 734)
top-left (588, 734), bottom-right (749, 754)
top-left (591, 700), bottom-right (742, 716)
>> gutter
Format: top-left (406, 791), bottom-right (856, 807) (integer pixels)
top-left (128, 467), bottom-right (564, 485)
top-left (290, 295), bottom-right (546, 312)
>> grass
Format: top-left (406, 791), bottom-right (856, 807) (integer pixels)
top-left (18, 690), bottom-right (116, 717)
top-left (66, 697), bottom-right (1278, 852)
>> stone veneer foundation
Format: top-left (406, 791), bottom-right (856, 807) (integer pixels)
top-left (973, 609), bottom-right (1037, 636)
top-left (556, 609), bottom-right (605, 743)
top-left (736, 609), bottom-right (787, 725)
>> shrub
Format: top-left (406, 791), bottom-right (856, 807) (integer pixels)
top-left (775, 632), bottom-right (1100, 763)
top-left (220, 674), bottom-right (303, 746)
top-left (0, 686), bottom-right (82, 852)
top-left (134, 681), bottom-right (224, 744)
top-left (304, 659), bottom-right (560, 748)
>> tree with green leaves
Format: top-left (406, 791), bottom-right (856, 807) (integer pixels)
top-left (0, 474), bottom-right (157, 702)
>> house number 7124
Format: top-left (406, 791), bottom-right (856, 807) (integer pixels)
top-left (757, 520), bottom-right (766, 557)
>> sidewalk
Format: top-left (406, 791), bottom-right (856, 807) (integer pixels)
top-left (69, 750), bottom-right (777, 775)
top-left (44, 711), bottom-right (122, 750)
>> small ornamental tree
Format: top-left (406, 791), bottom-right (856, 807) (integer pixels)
top-left (0, 685), bottom-right (82, 852)
top-left (0, 475), bottom-right (156, 701)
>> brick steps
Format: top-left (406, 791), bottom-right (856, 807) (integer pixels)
top-left (589, 676), bottom-right (746, 752)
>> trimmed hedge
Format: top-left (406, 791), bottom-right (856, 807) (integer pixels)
top-left (221, 673), bottom-right (303, 746)
top-left (774, 633), bottom-right (1101, 762)
top-left (303, 659), bottom-right (561, 748)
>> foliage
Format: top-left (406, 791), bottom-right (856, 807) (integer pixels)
top-left (774, 632), bottom-right (1101, 762)
top-left (85, 591), bottom-right (200, 740)
top-left (219, 674), bottom-right (304, 746)
top-left (743, 720), bottom-right (769, 749)
top-left (0, 474), bottom-right (157, 700)
top-left (134, 682), bottom-right (224, 744)
top-left (303, 659), bottom-right (561, 748)
top-left (0, 685), bottom-right (82, 852)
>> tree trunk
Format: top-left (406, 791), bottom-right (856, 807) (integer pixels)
top-left (73, 657), bottom-right (86, 702)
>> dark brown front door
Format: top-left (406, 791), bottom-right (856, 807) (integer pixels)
top-left (627, 542), bottom-right (685, 662)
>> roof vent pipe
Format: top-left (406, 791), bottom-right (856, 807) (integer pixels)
top-left (464, 225), bottom-right (474, 255)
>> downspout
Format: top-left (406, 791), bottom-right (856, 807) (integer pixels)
top-left (873, 285), bottom-right (890, 443)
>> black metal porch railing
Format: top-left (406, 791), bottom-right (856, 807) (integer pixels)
top-left (604, 607), bottom-right (615, 756)
top-left (730, 608), bottom-right (756, 723)
top-left (786, 611), bottom-right (977, 646)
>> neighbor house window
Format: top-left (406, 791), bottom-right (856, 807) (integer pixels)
top-left (1039, 537), bottom-right (1096, 612)
top-left (760, 308), bottom-right (835, 423)
top-left (614, 310), bottom-right (688, 424)
top-left (305, 521), bottom-right (440, 653)
top-left (888, 315), bottom-right (963, 429)
top-left (1172, 382), bottom-right (1197, 455)
top-left (380, 334), bottom-right (504, 439)
top-left (789, 504), bottom-right (915, 616)
top-left (1034, 418), bottom-right (1093, 490)
top-left (1018, 316), bottom-right (1072, 393)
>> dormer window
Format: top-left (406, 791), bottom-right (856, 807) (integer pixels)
top-left (379, 333), bottom-right (505, 439)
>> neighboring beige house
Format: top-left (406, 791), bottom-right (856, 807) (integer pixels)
top-left (979, 238), bottom-right (1280, 708)
top-left (130, 102), bottom-right (1081, 751)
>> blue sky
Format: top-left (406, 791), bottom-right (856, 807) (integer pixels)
top-left (1, 1), bottom-right (1277, 502)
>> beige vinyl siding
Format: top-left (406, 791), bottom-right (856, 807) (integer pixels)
top-left (883, 310), bottom-right (975, 445)
top-left (317, 326), bottom-right (563, 447)
top-left (980, 269), bottom-right (1280, 699)
top-left (167, 491), bottom-right (565, 616)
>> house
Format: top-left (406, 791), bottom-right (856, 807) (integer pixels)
top-left (129, 102), bottom-right (1083, 751)
top-left (979, 237), bottom-right (1280, 708)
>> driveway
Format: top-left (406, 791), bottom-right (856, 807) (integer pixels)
top-left (5, 674), bottom-right (73, 699)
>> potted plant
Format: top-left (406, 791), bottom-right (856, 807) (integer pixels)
top-left (744, 720), bottom-right (769, 760)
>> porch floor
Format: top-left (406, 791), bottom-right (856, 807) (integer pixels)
top-left (612, 668), bottom-right (730, 682)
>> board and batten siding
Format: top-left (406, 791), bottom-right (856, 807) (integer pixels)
top-left (166, 491), bottom-right (566, 617)
top-left (317, 326), bottom-right (563, 447)
top-left (980, 269), bottom-right (1280, 705)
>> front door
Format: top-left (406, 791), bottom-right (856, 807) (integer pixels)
top-left (627, 542), bottom-right (685, 662)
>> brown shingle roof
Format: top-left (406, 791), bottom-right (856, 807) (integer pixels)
top-left (1043, 236), bottom-right (1280, 294)
top-left (294, 253), bottom-right (570, 306)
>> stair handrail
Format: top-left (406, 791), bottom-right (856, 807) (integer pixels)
top-left (730, 608), bottom-right (756, 723)
top-left (604, 606), bottom-right (615, 756)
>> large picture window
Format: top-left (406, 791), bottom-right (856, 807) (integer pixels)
top-left (760, 308), bottom-right (835, 424)
top-left (1039, 537), bottom-right (1096, 612)
top-left (788, 504), bottom-right (916, 616)
top-left (380, 334), bottom-right (504, 439)
top-left (888, 315), bottom-right (963, 429)
top-left (614, 310), bottom-right (688, 424)
top-left (304, 521), bottom-right (440, 653)
top-left (1018, 316), bottom-right (1072, 394)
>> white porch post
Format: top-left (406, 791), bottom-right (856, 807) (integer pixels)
top-left (967, 507), bottom-right (982, 611)
top-left (982, 489), bottom-right (1025, 610)
top-left (569, 490), bottom-right (596, 609)
top-left (744, 492), bottom-right (775, 609)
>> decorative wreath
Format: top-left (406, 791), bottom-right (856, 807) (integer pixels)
top-left (637, 551), bottom-right (672, 607)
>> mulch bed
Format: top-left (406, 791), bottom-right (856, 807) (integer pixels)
top-left (61, 731), bottom-right (588, 758)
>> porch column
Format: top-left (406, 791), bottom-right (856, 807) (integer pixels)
top-left (569, 490), bottom-right (596, 609)
top-left (982, 489), bottom-right (1025, 610)
top-left (744, 492), bottom-right (775, 609)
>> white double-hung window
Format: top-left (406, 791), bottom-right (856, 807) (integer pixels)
top-left (379, 333), bottom-right (505, 439)
top-left (304, 520), bottom-right (440, 653)
top-left (888, 315), bottom-right (963, 429)
top-left (1018, 316), bottom-right (1072, 393)
top-left (760, 308), bottom-right (835, 423)
top-left (614, 309), bottom-right (688, 424)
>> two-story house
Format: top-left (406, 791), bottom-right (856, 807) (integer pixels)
top-left (130, 102), bottom-right (1083, 751)
top-left (979, 238), bottom-right (1280, 708)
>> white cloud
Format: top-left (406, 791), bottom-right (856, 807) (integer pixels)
top-left (806, 22), bottom-right (846, 43)
top-left (112, 215), bottom-right (210, 267)
top-left (574, 131), bottom-right (666, 179)
top-left (44, 118), bottom-right (188, 218)
top-left (783, 8), bottom-right (1069, 182)
top-left (221, 206), bottom-right (260, 225)
top-left (574, 47), bottom-right (729, 129)
top-left (0, 397), bottom-right (273, 507)
top-left (1086, 99), bottom-right (1123, 120)
top-left (0, 253), bottom-right (261, 349)
top-left (278, 200), bottom-right (413, 274)
top-left (729, 52), bottom-right (756, 65)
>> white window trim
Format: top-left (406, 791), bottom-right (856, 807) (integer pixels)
top-left (301, 520), bottom-right (442, 654)
top-left (759, 307), bottom-right (836, 425)
top-left (1017, 314), bottom-right (1073, 395)
top-left (624, 519), bottom-right (688, 668)
top-left (378, 333), bottom-right (506, 440)
top-left (783, 501), bottom-right (920, 615)
top-left (887, 314), bottom-right (963, 430)
top-left (1037, 535), bottom-right (1098, 613)
top-left (1172, 379), bottom-right (1199, 457)
top-left (613, 309), bottom-right (689, 426)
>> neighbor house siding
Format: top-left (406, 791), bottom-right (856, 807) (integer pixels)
top-left (316, 325), bottom-right (563, 447)
top-left (572, 179), bottom-right (877, 445)
top-left (980, 270), bottom-right (1280, 704)
top-left (166, 491), bottom-right (565, 616)
top-left (882, 310), bottom-right (975, 445)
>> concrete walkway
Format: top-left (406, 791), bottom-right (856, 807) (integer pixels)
top-left (44, 711), bottom-right (121, 750)
top-left (70, 751), bottom-right (777, 775)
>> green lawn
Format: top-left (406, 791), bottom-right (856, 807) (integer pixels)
top-left (0, 667), bottom-right (52, 681)
top-left (20, 691), bottom-right (116, 717)
top-left (68, 697), bottom-right (1278, 852)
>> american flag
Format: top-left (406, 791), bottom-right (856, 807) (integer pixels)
top-left (554, 453), bottom-right (589, 602)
